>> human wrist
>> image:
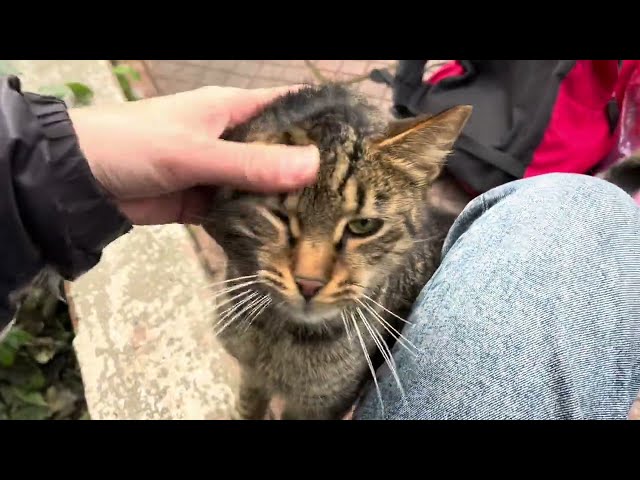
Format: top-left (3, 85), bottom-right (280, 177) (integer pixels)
top-left (22, 93), bottom-right (132, 278)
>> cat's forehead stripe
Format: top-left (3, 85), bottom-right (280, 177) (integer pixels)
top-left (284, 192), bottom-right (300, 212)
top-left (332, 219), bottom-right (348, 244)
top-left (333, 140), bottom-right (364, 196)
top-left (342, 177), bottom-right (359, 213)
top-left (330, 149), bottom-right (350, 192)
top-left (335, 159), bottom-right (355, 195)
top-left (290, 215), bottom-right (301, 238)
top-left (360, 186), bottom-right (378, 217)
top-left (356, 182), bottom-right (366, 214)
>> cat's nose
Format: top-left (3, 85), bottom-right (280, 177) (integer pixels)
top-left (295, 277), bottom-right (325, 301)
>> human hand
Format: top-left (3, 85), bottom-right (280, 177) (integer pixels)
top-left (68, 85), bottom-right (320, 225)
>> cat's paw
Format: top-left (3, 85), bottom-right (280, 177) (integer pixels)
top-left (230, 408), bottom-right (245, 420)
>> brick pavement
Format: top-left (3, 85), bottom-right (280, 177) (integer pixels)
top-left (144, 60), bottom-right (396, 114)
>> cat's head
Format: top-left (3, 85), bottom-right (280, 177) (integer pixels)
top-left (204, 85), bottom-right (471, 325)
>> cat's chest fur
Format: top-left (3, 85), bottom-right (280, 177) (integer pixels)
top-left (218, 308), bottom-right (380, 401)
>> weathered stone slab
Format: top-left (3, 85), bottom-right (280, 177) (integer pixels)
top-left (12, 60), bottom-right (237, 419)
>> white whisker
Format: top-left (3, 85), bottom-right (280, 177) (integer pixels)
top-left (240, 294), bottom-right (268, 326)
top-left (203, 289), bottom-right (252, 316)
top-left (239, 294), bottom-right (269, 328)
top-left (201, 274), bottom-right (258, 290)
top-left (208, 280), bottom-right (263, 301)
top-left (412, 235), bottom-right (441, 244)
top-left (357, 307), bottom-right (406, 400)
top-left (350, 311), bottom-right (385, 416)
top-left (213, 291), bottom-right (260, 330)
top-left (356, 298), bottom-right (420, 356)
top-left (213, 298), bottom-right (251, 326)
top-left (235, 294), bottom-right (269, 330)
top-left (340, 311), bottom-right (353, 343)
top-left (218, 291), bottom-right (259, 320)
top-left (361, 294), bottom-right (413, 325)
top-left (243, 296), bottom-right (272, 332)
top-left (215, 292), bottom-right (267, 336)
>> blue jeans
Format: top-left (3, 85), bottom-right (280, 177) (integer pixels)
top-left (354, 173), bottom-right (640, 420)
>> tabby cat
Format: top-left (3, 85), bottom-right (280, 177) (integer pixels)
top-left (203, 84), bottom-right (472, 420)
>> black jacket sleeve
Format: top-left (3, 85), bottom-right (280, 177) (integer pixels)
top-left (0, 75), bottom-right (132, 330)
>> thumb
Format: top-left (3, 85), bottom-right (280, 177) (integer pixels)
top-left (180, 139), bottom-right (320, 192)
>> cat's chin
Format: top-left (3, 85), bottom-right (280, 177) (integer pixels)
top-left (274, 300), bottom-right (345, 326)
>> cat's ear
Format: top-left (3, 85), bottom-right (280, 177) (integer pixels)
top-left (372, 105), bottom-right (472, 185)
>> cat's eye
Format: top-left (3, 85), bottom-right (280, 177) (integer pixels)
top-left (346, 218), bottom-right (383, 237)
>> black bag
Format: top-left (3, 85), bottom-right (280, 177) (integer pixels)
top-left (377, 60), bottom-right (623, 194)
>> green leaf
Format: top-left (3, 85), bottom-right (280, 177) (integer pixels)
top-left (113, 64), bottom-right (141, 82)
top-left (26, 368), bottom-right (46, 391)
top-left (0, 344), bottom-right (16, 367)
top-left (113, 64), bottom-right (140, 101)
top-left (2, 292), bottom-right (89, 420)
top-left (11, 405), bottom-right (51, 420)
top-left (0, 385), bottom-right (49, 408)
top-left (0, 356), bottom-right (46, 390)
top-left (2, 327), bottom-right (33, 350)
top-left (65, 82), bottom-right (94, 106)
top-left (39, 84), bottom-right (71, 100)
top-left (11, 388), bottom-right (48, 407)
top-left (0, 327), bottom-right (32, 367)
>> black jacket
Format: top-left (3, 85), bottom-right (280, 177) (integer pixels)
top-left (0, 75), bottom-right (131, 332)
